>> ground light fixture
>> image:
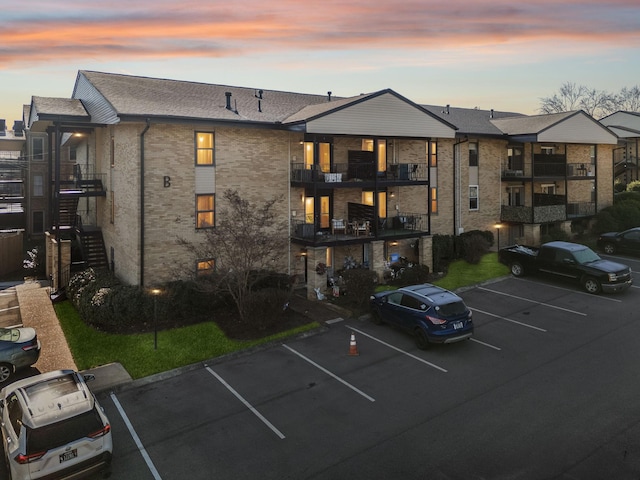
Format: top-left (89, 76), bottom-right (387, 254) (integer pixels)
top-left (150, 288), bottom-right (163, 350)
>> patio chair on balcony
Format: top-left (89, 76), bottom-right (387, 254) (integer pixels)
top-left (354, 220), bottom-right (370, 236)
top-left (332, 218), bottom-right (347, 235)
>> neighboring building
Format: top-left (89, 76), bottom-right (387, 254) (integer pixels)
top-left (24, 71), bottom-right (618, 298)
top-left (0, 118), bottom-right (26, 231)
top-left (424, 106), bottom-right (618, 247)
top-left (599, 111), bottom-right (640, 185)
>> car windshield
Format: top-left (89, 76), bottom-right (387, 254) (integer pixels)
top-left (573, 248), bottom-right (601, 264)
top-left (436, 301), bottom-right (468, 317)
top-left (0, 328), bottom-right (19, 342)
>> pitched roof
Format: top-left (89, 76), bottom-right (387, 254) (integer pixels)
top-left (78, 70), bottom-right (335, 123)
top-left (422, 105), bottom-right (524, 136)
top-left (489, 111), bottom-right (577, 135)
top-left (31, 96), bottom-right (89, 119)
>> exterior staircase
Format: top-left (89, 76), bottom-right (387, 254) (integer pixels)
top-left (76, 227), bottom-right (109, 270)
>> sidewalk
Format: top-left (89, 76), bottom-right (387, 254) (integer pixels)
top-left (14, 281), bottom-right (132, 393)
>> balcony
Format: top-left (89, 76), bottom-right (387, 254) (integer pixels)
top-left (501, 195), bottom-right (596, 224)
top-left (291, 162), bottom-right (428, 187)
top-left (291, 209), bottom-right (429, 246)
top-left (502, 159), bottom-right (594, 180)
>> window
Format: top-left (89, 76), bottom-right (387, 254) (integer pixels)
top-left (428, 141), bottom-right (437, 167)
top-left (363, 139), bottom-right (387, 173)
top-left (32, 137), bottom-right (44, 161)
top-left (196, 132), bottom-right (215, 165)
top-left (590, 145), bottom-right (596, 166)
top-left (469, 185), bottom-right (478, 210)
top-left (318, 142), bottom-right (330, 173)
top-left (469, 142), bottom-right (478, 167)
top-left (430, 187), bottom-right (438, 214)
top-left (304, 142), bottom-right (314, 169)
top-left (508, 146), bottom-right (523, 171)
top-left (110, 136), bottom-right (115, 167)
top-left (541, 146), bottom-right (554, 155)
top-left (33, 174), bottom-right (43, 197)
top-left (197, 259), bottom-right (215, 276)
top-left (196, 194), bottom-right (215, 228)
top-left (362, 191), bottom-right (386, 218)
top-left (507, 186), bottom-right (524, 207)
top-left (70, 145), bottom-right (77, 162)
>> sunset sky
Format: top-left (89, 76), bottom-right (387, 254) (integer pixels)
top-left (1, 0), bottom-right (639, 122)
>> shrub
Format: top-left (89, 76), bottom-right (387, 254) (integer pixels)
top-left (432, 234), bottom-right (454, 272)
top-left (460, 232), bottom-right (490, 264)
top-left (627, 180), bottom-right (640, 192)
top-left (243, 288), bottom-right (293, 331)
top-left (339, 269), bottom-right (378, 310)
top-left (394, 264), bottom-right (431, 286)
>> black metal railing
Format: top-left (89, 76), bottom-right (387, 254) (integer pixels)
top-left (291, 162), bottom-right (428, 183)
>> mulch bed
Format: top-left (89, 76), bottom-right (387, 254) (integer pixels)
top-left (212, 307), bottom-right (313, 340)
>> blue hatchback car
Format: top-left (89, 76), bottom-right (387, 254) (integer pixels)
top-left (370, 284), bottom-right (473, 349)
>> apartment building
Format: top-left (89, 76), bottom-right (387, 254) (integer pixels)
top-left (600, 111), bottom-right (640, 185)
top-left (24, 71), bottom-right (618, 298)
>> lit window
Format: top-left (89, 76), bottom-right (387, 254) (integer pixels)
top-left (469, 185), bottom-right (479, 210)
top-left (430, 187), bottom-right (438, 214)
top-left (428, 142), bottom-right (437, 167)
top-left (197, 259), bottom-right (215, 276)
top-left (196, 132), bottom-right (215, 165)
top-left (196, 194), bottom-right (215, 228)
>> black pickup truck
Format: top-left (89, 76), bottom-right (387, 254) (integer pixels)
top-left (498, 241), bottom-right (633, 294)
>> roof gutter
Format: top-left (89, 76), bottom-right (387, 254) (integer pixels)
top-left (140, 119), bottom-right (151, 287)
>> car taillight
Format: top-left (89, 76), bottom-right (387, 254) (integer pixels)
top-left (22, 342), bottom-right (38, 351)
top-left (15, 451), bottom-right (46, 464)
top-left (88, 424), bottom-right (111, 438)
top-left (426, 315), bottom-right (447, 325)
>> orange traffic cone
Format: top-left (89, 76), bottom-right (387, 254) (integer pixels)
top-left (348, 332), bottom-right (359, 356)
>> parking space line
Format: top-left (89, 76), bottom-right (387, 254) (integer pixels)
top-left (282, 345), bottom-right (375, 402)
top-left (512, 278), bottom-right (623, 303)
top-left (471, 308), bottom-right (548, 332)
top-left (345, 325), bottom-right (448, 373)
top-left (205, 366), bottom-right (286, 439)
top-left (0, 306), bottom-right (19, 313)
top-left (470, 338), bottom-right (502, 350)
top-left (478, 287), bottom-right (587, 316)
top-left (110, 392), bottom-right (163, 480)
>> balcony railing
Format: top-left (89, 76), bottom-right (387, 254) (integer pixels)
top-left (502, 161), bottom-right (594, 178)
top-left (501, 201), bottom-right (595, 223)
top-left (291, 162), bottom-right (428, 184)
top-left (291, 212), bottom-right (429, 244)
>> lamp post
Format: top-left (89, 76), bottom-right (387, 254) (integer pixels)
top-left (495, 223), bottom-right (502, 251)
top-left (150, 288), bottom-right (162, 350)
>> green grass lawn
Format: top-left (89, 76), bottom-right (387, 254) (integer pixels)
top-left (57, 252), bottom-right (508, 380)
top-left (55, 301), bottom-right (319, 379)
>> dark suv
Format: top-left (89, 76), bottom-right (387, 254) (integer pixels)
top-left (370, 283), bottom-right (473, 349)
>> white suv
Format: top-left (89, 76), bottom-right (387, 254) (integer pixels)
top-left (0, 370), bottom-right (112, 479)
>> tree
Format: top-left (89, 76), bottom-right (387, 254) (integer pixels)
top-left (177, 189), bottom-right (289, 323)
top-left (538, 82), bottom-right (613, 118)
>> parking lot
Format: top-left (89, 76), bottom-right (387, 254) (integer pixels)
top-left (85, 253), bottom-right (640, 479)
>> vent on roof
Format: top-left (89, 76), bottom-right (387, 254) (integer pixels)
top-left (490, 109), bottom-right (494, 119)
top-left (327, 91), bottom-right (332, 102)
top-left (13, 121), bottom-right (24, 137)
top-left (0, 119), bottom-right (5, 136)
top-left (225, 92), bottom-right (232, 110)
top-left (441, 105), bottom-right (450, 115)
top-left (255, 90), bottom-right (263, 112)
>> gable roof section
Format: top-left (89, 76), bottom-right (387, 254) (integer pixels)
top-left (599, 111), bottom-right (640, 138)
top-left (491, 110), bottom-right (618, 144)
top-left (288, 90), bottom-right (457, 138)
top-left (27, 96), bottom-right (91, 132)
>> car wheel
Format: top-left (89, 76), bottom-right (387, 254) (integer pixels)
top-left (603, 243), bottom-right (616, 255)
top-left (0, 363), bottom-right (13, 383)
top-left (510, 262), bottom-right (525, 277)
top-left (583, 277), bottom-right (601, 294)
top-left (414, 329), bottom-right (429, 350)
top-left (370, 309), bottom-right (383, 325)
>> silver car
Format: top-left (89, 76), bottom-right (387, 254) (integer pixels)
top-left (0, 327), bottom-right (40, 383)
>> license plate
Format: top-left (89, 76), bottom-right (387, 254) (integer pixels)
top-left (453, 321), bottom-right (463, 329)
top-left (59, 450), bottom-right (77, 463)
